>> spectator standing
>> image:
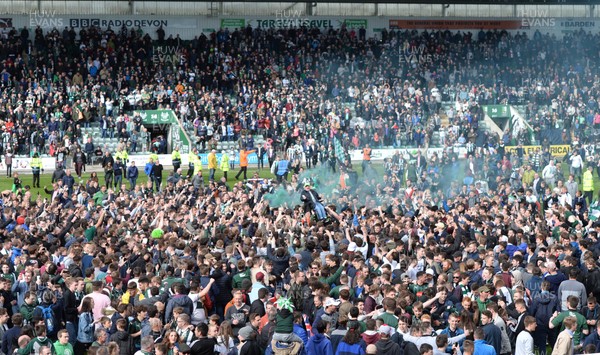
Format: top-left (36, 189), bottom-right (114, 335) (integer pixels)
top-left (127, 161), bottom-right (138, 189)
top-left (515, 316), bottom-right (537, 355)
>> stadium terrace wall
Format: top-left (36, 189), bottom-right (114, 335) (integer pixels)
top-left (1, 15), bottom-right (599, 40)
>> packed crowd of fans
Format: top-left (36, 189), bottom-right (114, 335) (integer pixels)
top-left (0, 14), bottom-right (598, 355)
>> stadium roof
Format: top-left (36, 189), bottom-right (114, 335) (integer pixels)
top-left (166, 0), bottom-right (596, 3)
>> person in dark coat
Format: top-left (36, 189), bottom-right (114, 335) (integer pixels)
top-left (266, 237), bottom-right (290, 279)
top-left (239, 327), bottom-right (262, 355)
top-left (480, 310), bottom-right (502, 355)
top-left (1, 313), bottom-right (22, 355)
top-left (300, 182), bottom-right (327, 220)
top-left (529, 281), bottom-right (558, 351)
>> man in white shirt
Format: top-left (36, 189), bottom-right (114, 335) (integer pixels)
top-left (570, 150), bottom-right (583, 183)
top-left (515, 316), bottom-right (536, 355)
top-left (542, 160), bottom-right (557, 187)
top-left (558, 187), bottom-right (573, 207)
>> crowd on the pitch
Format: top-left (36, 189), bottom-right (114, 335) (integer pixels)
top-left (0, 19), bottom-right (598, 355)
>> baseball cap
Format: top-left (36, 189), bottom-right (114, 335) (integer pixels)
top-left (324, 298), bottom-right (341, 307)
top-left (478, 285), bottom-right (491, 293)
top-left (256, 272), bottom-right (265, 282)
top-left (379, 324), bottom-right (394, 335)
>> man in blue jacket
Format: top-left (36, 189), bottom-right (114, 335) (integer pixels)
top-left (306, 320), bottom-right (333, 355)
top-left (127, 160), bottom-right (138, 189)
top-left (473, 327), bottom-right (496, 355)
top-left (583, 322), bottom-right (600, 351)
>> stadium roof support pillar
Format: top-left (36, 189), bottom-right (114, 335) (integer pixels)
top-left (374, 3), bottom-right (378, 16)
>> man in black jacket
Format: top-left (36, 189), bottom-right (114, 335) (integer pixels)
top-left (113, 157), bottom-right (125, 190)
top-left (73, 148), bottom-right (86, 178)
top-left (151, 160), bottom-right (164, 192)
top-left (62, 278), bottom-right (79, 346)
top-left (300, 182), bottom-right (327, 220)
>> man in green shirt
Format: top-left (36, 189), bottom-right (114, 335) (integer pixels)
top-left (476, 285), bottom-right (492, 318)
top-left (409, 271), bottom-right (428, 297)
top-left (550, 295), bottom-right (589, 346)
top-left (374, 298), bottom-right (399, 329)
top-left (53, 330), bottom-right (74, 355)
top-left (84, 209), bottom-right (105, 242)
top-left (232, 259), bottom-right (251, 289)
top-left (19, 291), bottom-right (37, 325)
top-left (93, 185), bottom-right (108, 206)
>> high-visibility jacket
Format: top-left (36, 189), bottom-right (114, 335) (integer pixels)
top-left (220, 154), bottom-right (230, 172)
top-left (189, 153), bottom-right (202, 175)
top-left (171, 150), bottom-right (182, 165)
top-left (31, 157), bottom-right (42, 173)
top-left (116, 150), bottom-right (129, 163)
top-left (239, 150), bottom-right (255, 167)
top-left (583, 170), bottom-right (594, 192)
top-left (208, 152), bottom-right (218, 170)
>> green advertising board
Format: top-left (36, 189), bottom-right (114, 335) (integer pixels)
top-left (483, 105), bottom-right (510, 118)
top-left (221, 19), bottom-right (245, 28)
top-left (344, 19), bottom-right (367, 29)
top-left (135, 110), bottom-right (177, 124)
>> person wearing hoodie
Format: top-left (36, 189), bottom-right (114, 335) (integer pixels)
top-left (361, 319), bottom-right (380, 346)
top-left (110, 318), bottom-right (133, 355)
top-left (54, 330), bottom-right (74, 355)
top-left (330, 319), bottom-right (348, 353)
top-left (375, 324), bottom-right (402, 355)
top-left (165, 283), bottom-right (193, 323)
top-left (529, 280), bottom-right (558, 353)
top-left (18, 324), bottom-right (53, 355)
top-left (307, 320), bottom-right (334, 355)
top-left (335, 320), bottom-right (365, 355)
top-left (293, 312), bottom-right (309, 346)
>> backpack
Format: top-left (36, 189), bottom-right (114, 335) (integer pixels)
top-left (68, 262), bottom-right (83, 278)
top-left (37, 305), bottom-right (55, 334)
top-left (203, 293), bottom-right (214, 312)
top-left (270, 338), bottom-right (303, 355)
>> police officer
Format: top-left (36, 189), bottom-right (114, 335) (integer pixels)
top-left (31, 153), bottom-right (43, 188)
top-left (172, 146), bottom-right (182, 172)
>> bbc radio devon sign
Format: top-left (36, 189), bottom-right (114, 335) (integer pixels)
top-left (69, 18), bottom-right (168, 28)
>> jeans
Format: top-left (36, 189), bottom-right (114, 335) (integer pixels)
top-left (129, 178), bottom-right (136, 189)
top-left (114, 175), bottom-right (122, 189)
top-left (209, 168), bottom-right (215, 181)
top-left (66, 321), bottom-right (77, 345)
top-left (314, 202), bottom-right (327, 220)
